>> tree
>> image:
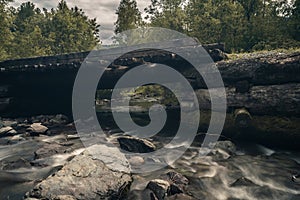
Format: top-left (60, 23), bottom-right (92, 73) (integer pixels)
top-left (47, 0), bottom-right (100, 54)
top-left (115, 0), bottom-right (142, 34)
top-left (0, 0), bottom-right (14, 60)
top-left (13, 1), bottom-right (36, 32)
top-left (145, 0), bottom-right (187, 33)
top-left (185, 0), bottom-right (223, 44)
top-left (290, 0), bottom-right (300, 41)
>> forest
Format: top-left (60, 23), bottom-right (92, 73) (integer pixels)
top-left (0, 0), bottom-right (299, 62)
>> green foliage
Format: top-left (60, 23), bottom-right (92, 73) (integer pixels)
top-left (144, 0), bottom-right (187, 33)
top-left (115, 0), bottom-right (300, 53)
top-left (0, 0), bottom-right (14, 60)
top-left (0, 0), bottom-right (100, 61)
top-left (115, 0), bottom-right (142, 34)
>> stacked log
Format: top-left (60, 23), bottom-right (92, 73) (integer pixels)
top-left (0, 41), bottom-right (299, 148)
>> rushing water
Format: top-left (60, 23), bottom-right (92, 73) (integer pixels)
top-left (0, 111), bottom-right (299, 199)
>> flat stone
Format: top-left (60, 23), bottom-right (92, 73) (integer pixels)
top-left (27, 144), bottom-right (132, 200)
top-left (146, 179), bottom-right (170, 200)
top-left (28, 123), bottom-right (48, 134)
top-left (118, 136), bottom-right (156, 153)
top-left (2, 120), bottom-right (18, 127)
top-left (49, 114), bottom-right (69, 124)
top-left (129, 156), bottom-right (145, 166)
top-left (8, 135), bottom-right (26, 144)
top-left (34, 143), bottom-right (70, 159)
top-left (0, 126), bottom-right (17, 137)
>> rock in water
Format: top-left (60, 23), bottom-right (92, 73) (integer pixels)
top-left (146, 179), bottom-right (170, 200)
top-left (0, 126), bottom-right (17, 137)
top-left (28, 123), bottom-right (48, 134)
top-left (117, 136), bottom-right (156, 153)
top-left (230, 177), bottom-right (258, 187)
top-left (166, 194), bottom-right (197, 200)
top-left (26, 144), bottom-right (132, 200)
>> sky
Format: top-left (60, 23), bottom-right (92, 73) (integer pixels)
top-left (11, 0), bottom-right (152, 44)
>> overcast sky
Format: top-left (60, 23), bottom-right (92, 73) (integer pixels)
top-left (12, 0), bottom-right (151, 44)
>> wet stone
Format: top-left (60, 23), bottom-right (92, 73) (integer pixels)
top-left (118, 136), bottom-right (156, 153)
top-left (146, 179), bottom-right (170, 200)
top-left (230, 177), bottom-right (258, 187)
top-left (211, 140), bottom-right (236, 155)
top-left (0, 126), bottom-right (17, 137)
top-left (129, 156), bottom-right (145, 166)
top-left (28, 123), bottom-right (48, 135)
top-left (34, 143), bottom-right (69, 159)
top-left (26, 144), bottom-right (132, 200)
top-left (2, 120), bottom-right (18, 127)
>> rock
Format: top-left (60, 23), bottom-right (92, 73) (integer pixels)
top-left (2, 120), bottom-right (18, 127)
top-left (230, 177), bottom-right (258, 187)
top-left (27, 144), bottom-right (132, 200)
top-left (209, 49), bottom-right (227, 62)
top-left (129, 156), bottom-right (145, 166)
top-left (7, 135), bottom-right (26, 144)
top-left (53, 195), bottom-right (77, 200)
top-left (66, 134), bottom-right (80, 140)
top-left (169, 184), bottom-right (184, 195)
top-left (165, 194), bottom-right (197, 200)
top-left (210, 140), bottom-right (236, 155)
top-left (166, 171), bottom-right (189, 185)
top-left (292, 174), bottom-right (299, 183)
top-left (207, 149), bottom-right (231, 161)
top-left (0, 126), bottom-right (17, 137)
top-left (34, 143), bottom-right (69, 159)
top-left (146, 179), bottom-right (170, 200)
top-left (2, 157), bottom-right (32, 170)
top-left (49, 114), bottom-right (69, 125)
top-left (28, 123), bottom-right (48, 135)
top-left (14, 124), bottom-right (30, 135)
top-left (165, 171), bottom-right (189, 195)
top-left (117, 136), bottom-right (156, 153)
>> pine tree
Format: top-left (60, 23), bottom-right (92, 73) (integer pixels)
top-left (48, 0), bottom-right (100, 54)
top-left (115, 0), bottom-right (142, 34)
top-left (145, 0), bottom-right (187, 33)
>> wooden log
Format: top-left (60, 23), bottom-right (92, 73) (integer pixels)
top-left (195, 83), bottom-right (300, 117)
top-left (0, 48), bottom-right (299, 89)
top-left (234, 108), bottom-right (252, 128)
top-left (195, 110), bottom-right (300, 150)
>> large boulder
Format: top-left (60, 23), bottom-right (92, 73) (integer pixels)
top-left (26, 144), bottom-right (132, 200)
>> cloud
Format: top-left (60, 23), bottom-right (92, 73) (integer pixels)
top-left (11, 0), bottom-right (152, 43)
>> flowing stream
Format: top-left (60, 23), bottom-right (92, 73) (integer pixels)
top-left (0, 111), bottom-right (299, 200)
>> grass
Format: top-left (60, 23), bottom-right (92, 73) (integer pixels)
top-left (226, 47), bottom-right (300, 61)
